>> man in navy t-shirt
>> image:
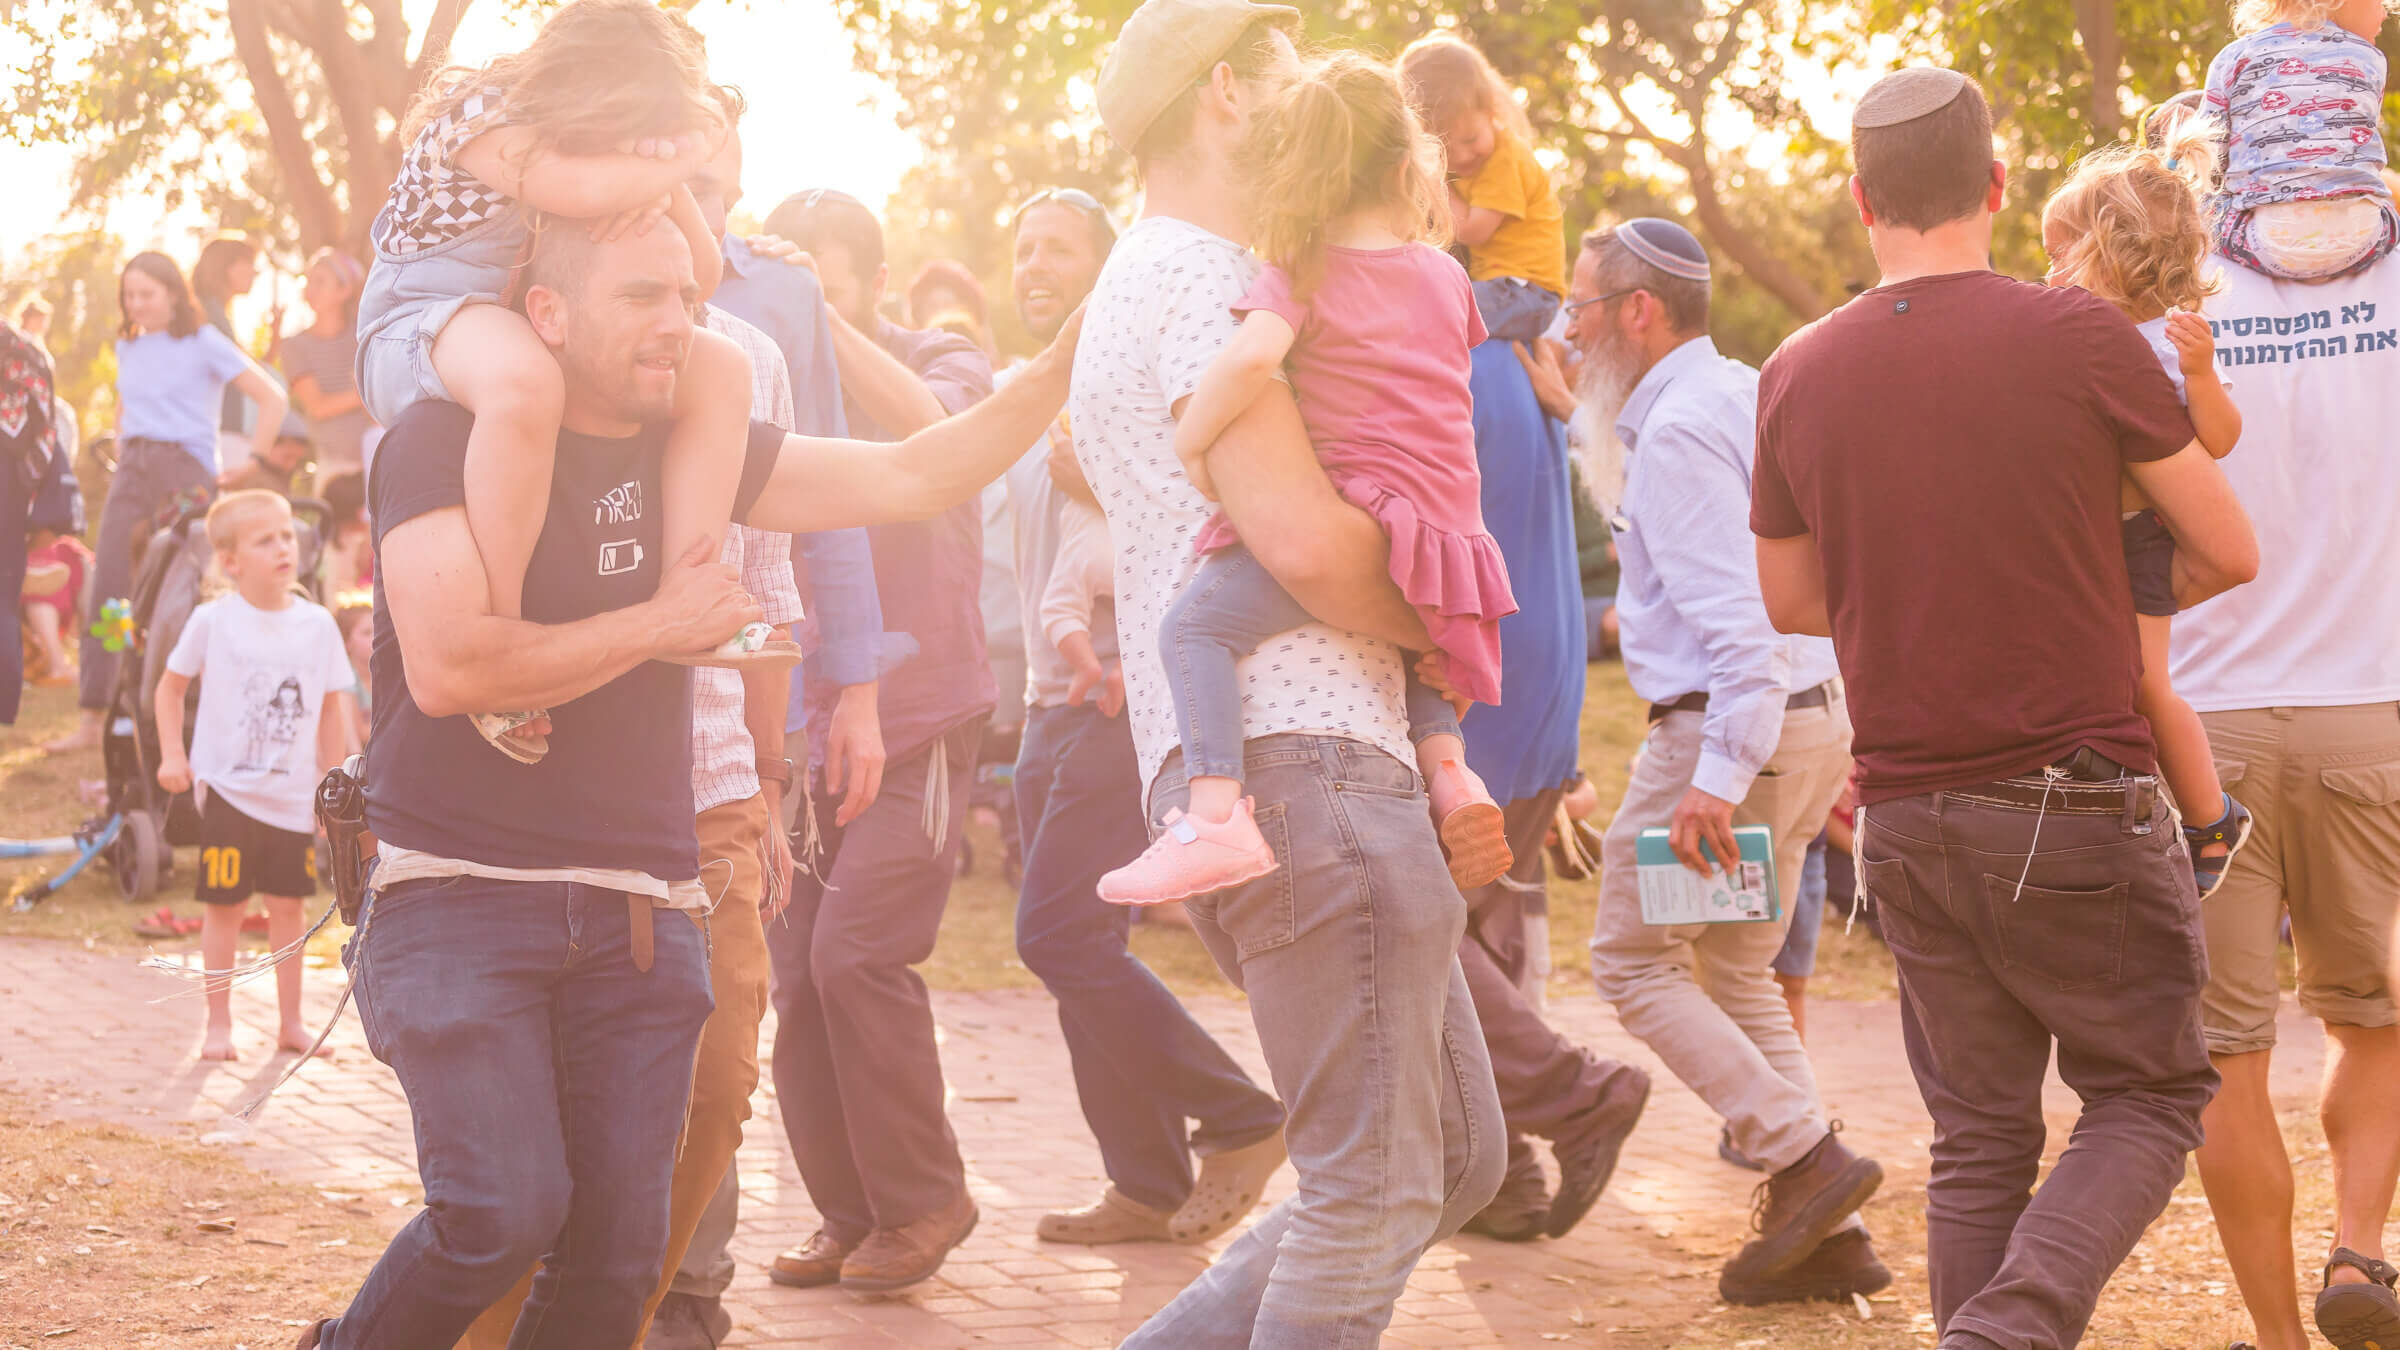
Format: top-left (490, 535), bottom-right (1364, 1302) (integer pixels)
top-left (302, 216), bottom-right (1081, 1350)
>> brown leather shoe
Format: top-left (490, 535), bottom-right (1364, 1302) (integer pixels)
top-left (1720, 1226), bottom-right (1893, 1305)
top-left (293, 1321), bottom-right (331, 1350)
top-left (767, 1230), bottom-right (857, 1289)
top-left (840, 1192), bottom-right (979, 1293)
top-left (1721, 1126), bottom-right (1884, 1284)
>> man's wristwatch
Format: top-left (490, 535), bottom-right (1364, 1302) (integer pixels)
top-left (755, 755), bottom-right (794, 791)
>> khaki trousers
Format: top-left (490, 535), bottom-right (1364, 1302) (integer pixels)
top-left (1590, 700), bottom-right (1853, 1172)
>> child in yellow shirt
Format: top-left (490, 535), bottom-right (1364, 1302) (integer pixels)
top-left (1401, 35), bottom-right (1566, 343)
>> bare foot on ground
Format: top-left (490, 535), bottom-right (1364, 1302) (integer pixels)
top-left (200, 1026), bottom-right (238, 1062)
top-left (279, 1023), bottom-right (330, 1057)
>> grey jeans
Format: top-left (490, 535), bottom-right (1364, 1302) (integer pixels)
top-left (1121, 735), bottom-right (1506, 1350)
top-left (81, 437), bottom-right (214, 709)
top-left (1861, 773), bottom-right (2215, 1349)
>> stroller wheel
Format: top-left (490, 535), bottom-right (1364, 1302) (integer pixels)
top-left (111, 810), bottom-right (164, 902)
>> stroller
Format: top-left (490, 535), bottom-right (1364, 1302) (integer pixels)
top-left (82, 494), bottom-right (330, 903)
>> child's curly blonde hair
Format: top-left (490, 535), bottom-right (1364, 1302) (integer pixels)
top-left (2042, 145), bottom-right (2220, 319)
top-left (2235, 0), bottom-right (2396, 31)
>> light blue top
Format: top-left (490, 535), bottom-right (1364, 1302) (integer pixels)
top-left (114, 326), bottom-right (250, 471)
top-left (1612, 336), bottom-right (1840, 803)
top-left (1459, 342), bottom-right (1583, 806)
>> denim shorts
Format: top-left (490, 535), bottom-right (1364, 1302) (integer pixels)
top-left (2121, 510), bottom-right (2178, 618)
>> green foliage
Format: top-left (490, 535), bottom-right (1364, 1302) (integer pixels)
top-left (3, 229), bottom-right (125, 437)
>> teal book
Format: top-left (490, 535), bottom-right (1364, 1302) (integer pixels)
top-left (1635, 825), bottom-right (1779, 925)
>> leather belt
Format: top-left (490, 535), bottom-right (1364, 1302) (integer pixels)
top-left (1649, 681), bottom-right (1835, 724)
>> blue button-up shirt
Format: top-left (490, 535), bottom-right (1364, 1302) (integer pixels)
top-left (710, 236), bottom-right (886, 732)
top-left (1613, 336), bottom-right (1839, 803)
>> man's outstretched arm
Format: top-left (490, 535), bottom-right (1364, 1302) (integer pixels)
top-left (743, 317), bottom-right (1077, 535)
top-left (382, 511), bottom-right (760, 717)
top-left (1198, 382), bottom-right (1431, 651)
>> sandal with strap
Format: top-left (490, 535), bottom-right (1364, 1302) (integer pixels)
top-left (2316, 1246), bottom-right (2400, 1350)
top-left (2183, 793), bottom-right (2254, 900)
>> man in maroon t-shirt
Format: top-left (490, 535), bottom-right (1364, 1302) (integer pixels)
top-left (1750, 69), bottom-right (2258, 1350)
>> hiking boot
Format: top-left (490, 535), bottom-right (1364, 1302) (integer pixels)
top-left (643, 1291), bottom-right (733, 1350)
top-left (1720, 1126), bottom-right (1884, 1283)
top-left (2184, 793), bottom-right (2255, 900)
top-left (1172, 1126), bottom-right (1287, 1243)
top-left (1037, 1185), bottom-right (1176, 1245)
top-left (767, 1230), bottom-right (856, 1289)
top-left (1097, 801), bottom-right (1277, 906)
top-left (1545, 1064), bottom-right (1651, 1238)
top-left (840, 1192), bottom-right (979, 1293)
top-left (1720, 1227), bottom-right (1893, 1305)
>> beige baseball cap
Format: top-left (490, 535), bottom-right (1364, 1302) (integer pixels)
top-left (1097, 0), bottom-right (1300, 155)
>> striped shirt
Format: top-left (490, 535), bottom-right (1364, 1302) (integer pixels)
top-left (691, 306), bottom-right (804, 813)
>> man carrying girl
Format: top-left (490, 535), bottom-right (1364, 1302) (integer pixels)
top-left (1077, 2), bottom-right (1506, 1342)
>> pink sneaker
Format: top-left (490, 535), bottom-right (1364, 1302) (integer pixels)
top-left (1428, 758), bottom-right (1512, 891)
top-left (1097, 799), bottom-right (1279, 905)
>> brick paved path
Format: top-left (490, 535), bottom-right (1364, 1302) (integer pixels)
top-left (0, 937), bottom-right (2328, 1347)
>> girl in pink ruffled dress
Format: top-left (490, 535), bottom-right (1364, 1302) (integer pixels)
top-left (1098, 50), bottom-right (1519, 906)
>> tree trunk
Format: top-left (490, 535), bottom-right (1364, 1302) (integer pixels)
top-left (228, 0), bottom-right (343, 253)
top-left (2073, 0), bottom-right (2125, 142)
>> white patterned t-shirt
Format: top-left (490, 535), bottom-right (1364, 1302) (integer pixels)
top-left (1068, 214), bottom-right (1413, 798)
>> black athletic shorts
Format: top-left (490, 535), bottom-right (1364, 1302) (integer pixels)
top-left (194, 790), bottom-right (318, 905)
top-left (2122, 509), bottom-right (2179, 618)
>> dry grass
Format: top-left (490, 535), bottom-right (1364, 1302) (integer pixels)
top-left (0, 1091), bottom-right (395, 1348)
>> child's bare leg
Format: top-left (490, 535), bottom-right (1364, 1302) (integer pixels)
top-left (2136, 614), bottom-right (2227, 845)
top-left (199, 904), bottom-right (241, 1061)
top-left (659, 328), bottom-right (753, 652)
top-left (1186, 776), bottom-right (1242, 824)
top-left (429, 304), bottom-right (564, 623)
top-left (24, 600), bottom-right (69, 673)
top-left (264, 895), bottom-right (320, 1054)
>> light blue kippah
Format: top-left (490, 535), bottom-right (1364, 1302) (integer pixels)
top-left (1618, 218), bottom-right (1711, 282)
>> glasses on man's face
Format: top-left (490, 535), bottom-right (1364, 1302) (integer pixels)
top-left (1563, 287), bottom-right (1640, 319)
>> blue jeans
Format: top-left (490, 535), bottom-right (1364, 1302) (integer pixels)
top-left (1013, 702), bottom-right (1285, 1212)
top-left (1470, 277), bottom-right (1563, 346)
top-left (1123, 735), bottom-right (1506, 1349)
top-left (1773, 833), bottom-right (1830, 979)
top-left (1161, 545), bottom-right (1457, 784)
top-left (322, 876), bottom-right (714, 1350)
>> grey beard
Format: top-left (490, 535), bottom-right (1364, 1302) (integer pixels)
top-left (1570, 340), bottom-right (1640, 516)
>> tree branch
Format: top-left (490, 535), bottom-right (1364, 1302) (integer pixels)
top-left (1684, 158), bottom-right (1839, 320)
top-left (228, 0), bottom-right (341, 253)
top-left (311, 0), bottom-right (390, 253)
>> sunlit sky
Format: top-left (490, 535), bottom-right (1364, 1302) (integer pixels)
top-left (0, 0), bottom-right (921, 319)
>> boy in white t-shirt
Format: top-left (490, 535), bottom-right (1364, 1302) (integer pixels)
top-left (155, 491), bottom-right (355, 1062)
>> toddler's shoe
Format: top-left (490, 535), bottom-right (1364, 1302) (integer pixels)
top-left (2184, 792), bottom-right (2254, 900)
top-left (1428, 757), bottom-right (1512, 891)
top-left (1097, 799), bottom-right (1277, 905)
top-left (470, 709), bottom-right (550, 766)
